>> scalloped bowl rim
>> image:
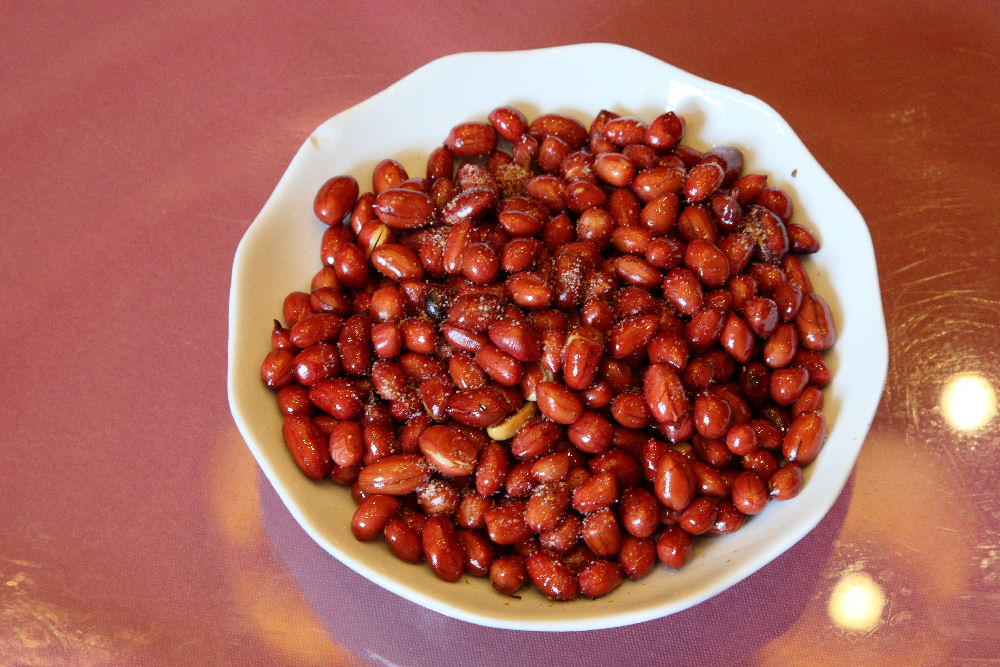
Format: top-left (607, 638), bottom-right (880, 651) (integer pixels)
top-left (228, 43), bottom-right (888, 631)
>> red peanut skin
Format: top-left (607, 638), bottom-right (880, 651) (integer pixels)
top-left (384, 517), bottom-right (423, 563)
top-left (351, 495), bottom-right (400, 541)
top-left (356, 454), bottom-right (429, 495)
top-left (783, 411), bottom-right (827, 464)
top-left (281, 415), bottom-right (334, 481)
top-left (654, 449), bottom-right (696, 511)
top-left (645, 363), bottom-right (689, 425)
top-left (578, 560), bottom-right (624, 598)
top-left (526, 551), bottom-right (579, 601)
top-left (418, 425), bottom-right (478, 476)
top-left (535, 381), bottom-right (584, 425)
top-left (314, 175), bottom-right (359, 225)
top-left (656, 525), bottom-right (693, 569)
top-left (490, 555), bottom-right (528, 596)
top-left (422, 516), bottom-right (465, 582)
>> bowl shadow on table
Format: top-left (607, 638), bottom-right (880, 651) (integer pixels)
top-left (259, 472), bottom-right (852, 667)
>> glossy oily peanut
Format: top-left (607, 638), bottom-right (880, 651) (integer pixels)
top-left (356, 454), bottom-right (429, 495)
top-left (281, 415), bottom-right (334, 481)
top-left (709, 500), bottom-right (746, 535)
top-left (475, 344), bottom-right (523, 387)
top-left (490, 555), bottom-right (528, 596)
top-left (745, 204), bottom-right (789, 262)
top-left (610, 392), bottom-right (651, 430)
top-left (702, 146), bottom-right (744, 185)
top-left (375, 188), bottom-right (435, 229)
top-left (731, 470), bottom-right (768, 515)
top-left (581, 509), bottom-right (622, 558)
top-left (455, 492), bottom-right (493, 531)
top-left (631, 165), bottom-right (684, 202)
top-left (308, 379), bottom-right (362, 420)
top-left (684, 162), bottom-right (725, 202)
top-left (619, 487), bottom-right (659, 538)
top-left (276, 385), bottom-right (314, 416)
top-left (488, 318), bottom-right (542, 361)
top-left (684, 238), bottom-right (730, 287)
top-left (328, 420), bottom-right (364, 467)
top-left (484, 501), bottom-right (533, 545)
top-left (795, 293), bottom-right (837, 351)
top-left (351, 495), bottom-right (400, 541)
top-left (456, 531), bottom-right (494, 577)
top-left (418, 425), bottom-right (478, 476)
top-left (618, 536), bottom-right (656, 580)
top-left (525, 483), bottom-right (571, 534)
top-left (337, 314), bottom-right (372, 376)
top-left (314, 175), bottom-right (359, 225)
top-left (720, 312), bottom-right (754, 363)
top-left (656, 525), bottom-right (693, 569)
top-left (594, 152), bottom-right (636, 187)
top-left (261, 349), bottom-right (295, 389)
top-left (769, 367), bottom-right (809, 406)
top-left (654, 449), bottom-right (695, 511)
top-left (370, 243), bottom-right (424, 282)
top-left (535, 381), bottom-right (584, 425)
top-left (572, 470), bottom-right (618, 514)
top-left (787, 223), bottom-right (820, 254)
top-left (644, 363), bottom-right (689, 425)
top-left (489, 106), bottom-right (528, 141)
top-left (644, 111), bottom-right (684, 150)
top-left (793, 385), bottom-right (824, 417)
top-left (447, 387), bottom-right (509, 428)
top-left (561, 326), bottom-right (604, 391)
top-left (782, 411), bottom-right (826, 464)
top-left (679, 496), bottom-right (719, 535)
top-left (444, 122), bottom-right (498, 157)
top-left (662, 268), bottom-right (704, 316)
top-left (567, 411), bottom-right (614, 454)
top-left (511, 416), bottom-right (561, 460)
top-left (603, 115), bottom-right (647, 145)
top-left (608, 314), bottom-right (660, 359)
top-left (694, 392), bottom-right (733, 440)
top-left (577, 560), bottom-right (623, 599)
top-left (289, 312), bottom-right (344, 348)
top-left (526, 551), bottom-right (579, 601)
top-left (528, 113), bottom-right (589, 149)
top-left (505, 272), bottom-right (553, 310)
top-left (476, 441), bottom-right (509, 497)
top-left (383, 518), bottom-right (423, 563)
top-left (744, 296), bottom-right (780, 339)
top-left (422, 516), bottom-right (465, 582)
top-left (769, 463), bottom-right (804, 500)
top-left (461, 242), bottom-right (500, 284)
top-left (763, 323), bottom-right (799, 369)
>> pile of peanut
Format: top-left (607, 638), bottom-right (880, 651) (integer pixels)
top-left (260, 106), bottom-right (835, 600)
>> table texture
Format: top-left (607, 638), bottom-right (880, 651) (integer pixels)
top-left (3, 1), bottom-right (999, 665)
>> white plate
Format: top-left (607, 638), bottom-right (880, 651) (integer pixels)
top-left (227, 43), bottom-right (888, 631)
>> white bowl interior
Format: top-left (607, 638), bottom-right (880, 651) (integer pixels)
top-left (227, 43), bottom-right (888, 631)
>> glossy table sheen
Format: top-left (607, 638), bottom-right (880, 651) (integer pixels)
top-left (3, 1), bottom-right (998, 664)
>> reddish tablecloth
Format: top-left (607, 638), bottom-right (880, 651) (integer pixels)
top-left (3, 1), bottom-right (999, 664)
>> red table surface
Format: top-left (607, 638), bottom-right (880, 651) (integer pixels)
top-left (3, 2), bottom-right (999, 664)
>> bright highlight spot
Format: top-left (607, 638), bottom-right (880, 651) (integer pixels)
top-left (942, 374), bottom-right (997, 431)
top-left (827, 572), bottom-right (886, 633)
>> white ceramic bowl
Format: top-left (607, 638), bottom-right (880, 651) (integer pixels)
top-left (228, 43), bottom-right (888, 631)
